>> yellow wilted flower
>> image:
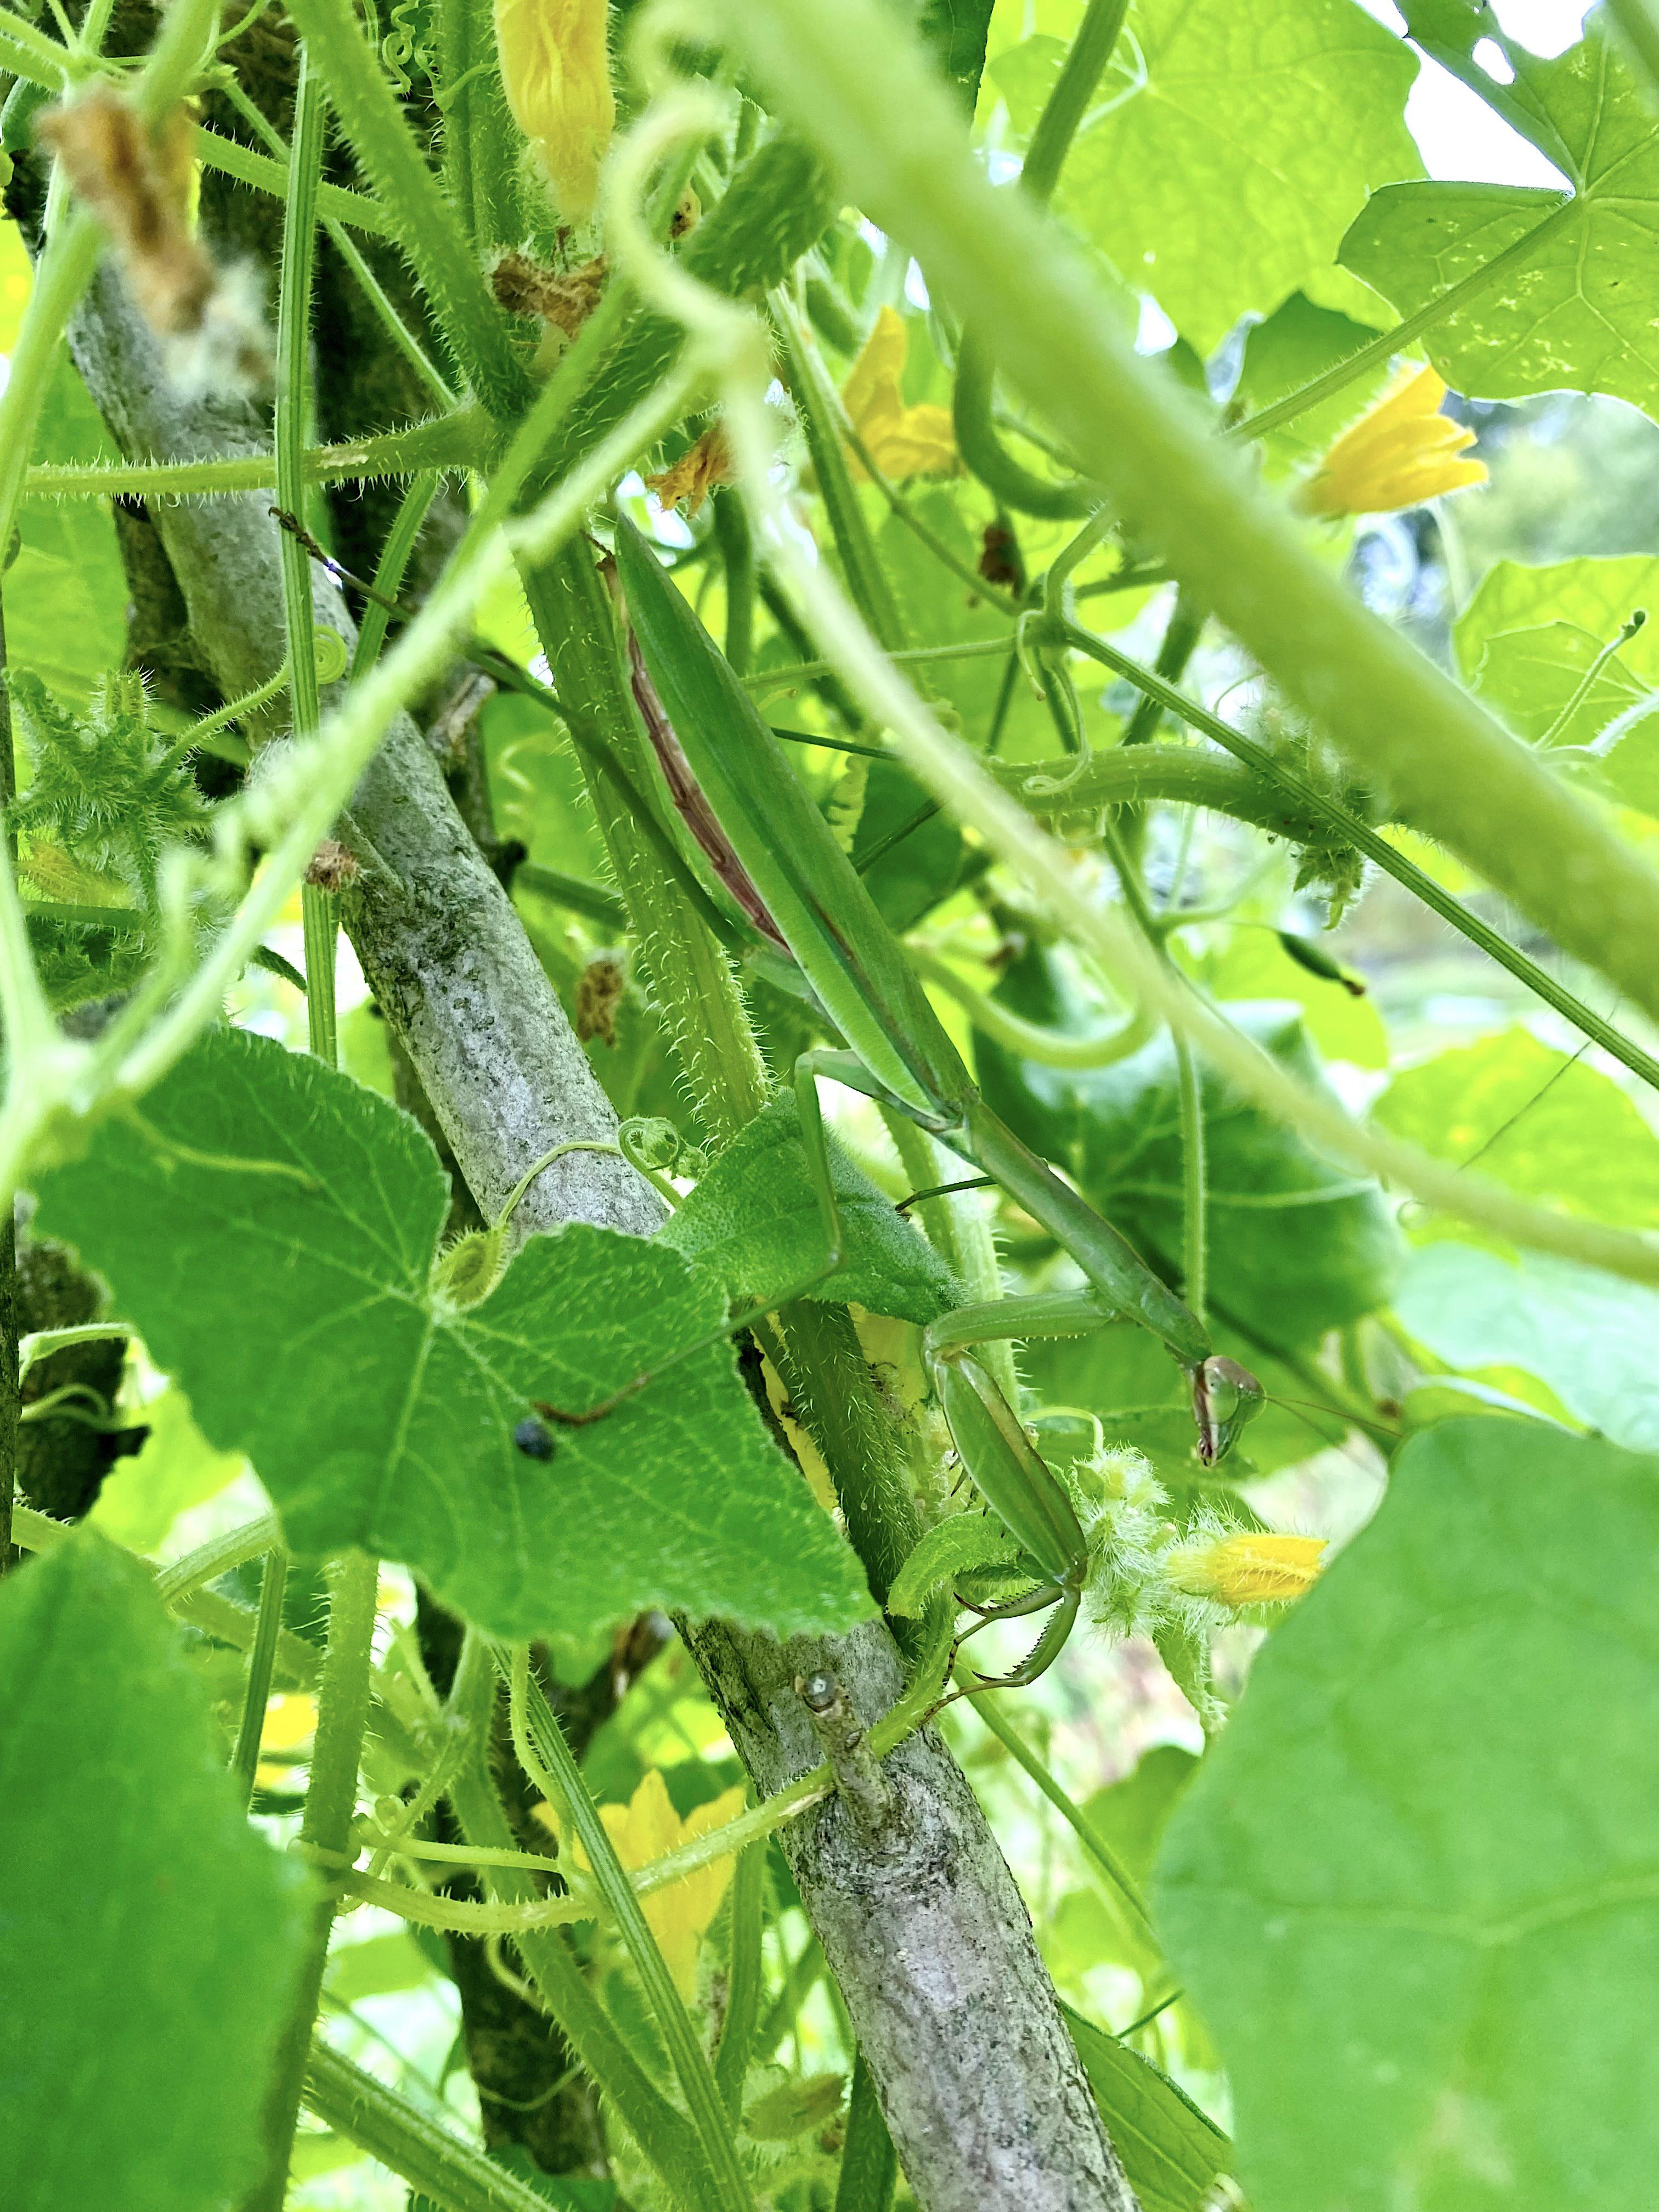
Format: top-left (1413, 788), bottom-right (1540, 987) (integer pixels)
top-left (255, 1691), bottom-right (317, 1791)
top-left (1301, 365), bottom-right (1485, 518)
top-left (1166, 1532), bottom-right (1327, 1607)
top-left (646, 425), bottom-right (735, 518)
top-left (494, 0), bottom-right (615, 222)
top-left (547, 1769), bottom-right (746, 1998)
top-left (842, 306), bottom-right (959, 482)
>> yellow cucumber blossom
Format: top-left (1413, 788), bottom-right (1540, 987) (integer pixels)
top-left (1165, 1531), bottom-right (1328, 1607)
top-left (1062, 1449), bottom-right (1323, 1728)
top-left (842, 306), bottom-right (960, 481)
top-left (1301, 365), bottom-right (1485, 519)
top-left (494, 0), bottom-right (615, 222)
top-left (539, 1768), bottom-right (745, 1998)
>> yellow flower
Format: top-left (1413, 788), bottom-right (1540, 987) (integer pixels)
top-left (494, 0), bottom-right (614, 222)
top-left (255, 1691), bottom-right (317, 1791)
top-left (1166, 1532), bottom-right (1328, 1607)
top-left (646, 425), bottom-right (735, 518)
top-left (548, 1769), bottom-right (746, 1999)
top-left (1301, 365), bottom-right (1486, 518)
top-left (842, 306), bottom-right (959, 482)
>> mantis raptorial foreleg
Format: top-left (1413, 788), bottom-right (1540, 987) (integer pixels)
top-left (786, 1065), bottom-right (1265, 1694)
top-left (918, 1288), bottom-right (1262, 1692)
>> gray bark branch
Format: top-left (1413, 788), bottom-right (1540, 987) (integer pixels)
top-left (690, 1617), bottom-right (1135, 2212)
top-left (67, 264), bottom-right (660, 1243)
top-left (64, 257), bottom-right (1133, 2212)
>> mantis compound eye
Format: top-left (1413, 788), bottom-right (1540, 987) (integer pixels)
top-left (1192, 1356), bottom-right (1265, 1466)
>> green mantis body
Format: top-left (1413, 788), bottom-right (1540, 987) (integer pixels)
top-left (612, 515), bottom-right (1263, 1686)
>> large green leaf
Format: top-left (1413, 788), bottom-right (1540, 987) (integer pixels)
top-left (660, 1095), bottom-right (962, 1324)
top-left (1374, 1026), bottom-right (1659, 1228)
top-left (1452, 556), bottom-right (1659, 811)
top-left (1341, 26), bottom-right (1659, 417)
top-left (31, 1029), bottom-right (872, 1641)
top-left (1062, 2002), bottom-right (1229, 2212)
top-left (1074, 1006), bottom-right (1403, 1346)
top-left (1454, 555), bottom-right (1659, 707)
top-left (1155, 1418), bottom-right (1659, 2212)
top-left (0, 1532), bottom-right (308, 2212)
top-left (1396, 1241), bottom-right (1659, 1453)
top-left (1057, 0), bottom-right (1419, 352)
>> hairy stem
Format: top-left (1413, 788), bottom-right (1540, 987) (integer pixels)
top-left (520, 543), bottom-right (772, 1147)
top-left (441, 1638), bottom-right (709, 2205)
top-left (25, 410), bottom-right (481, 499)
top-left (275, 54), bottom-right (340, 1062)
top-left (200, 126), bottom-right (404, 235)
top-left (244, 1550), bottom-right (380, 2212)
top-left (302, 2038), bottom-right (563, 2212)
top-left (504, 1645), bottom-right (755, 2212)
top-left (281, 0), bottom-right (533, 419)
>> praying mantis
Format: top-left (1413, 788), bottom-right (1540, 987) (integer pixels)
top-left (539, 515), bottom-right (1263, 1690)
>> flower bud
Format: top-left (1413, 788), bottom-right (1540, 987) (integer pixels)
top-left (1166, 1532), bottom-right (1327, 1607)
top-left (429, 1226), bottom-right (505, 1310)
top-left (494, 0), bottom-right (615, 222)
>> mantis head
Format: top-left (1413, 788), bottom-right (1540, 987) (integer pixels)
top-left (1192, 1355), bottom-right (1266, 1466)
